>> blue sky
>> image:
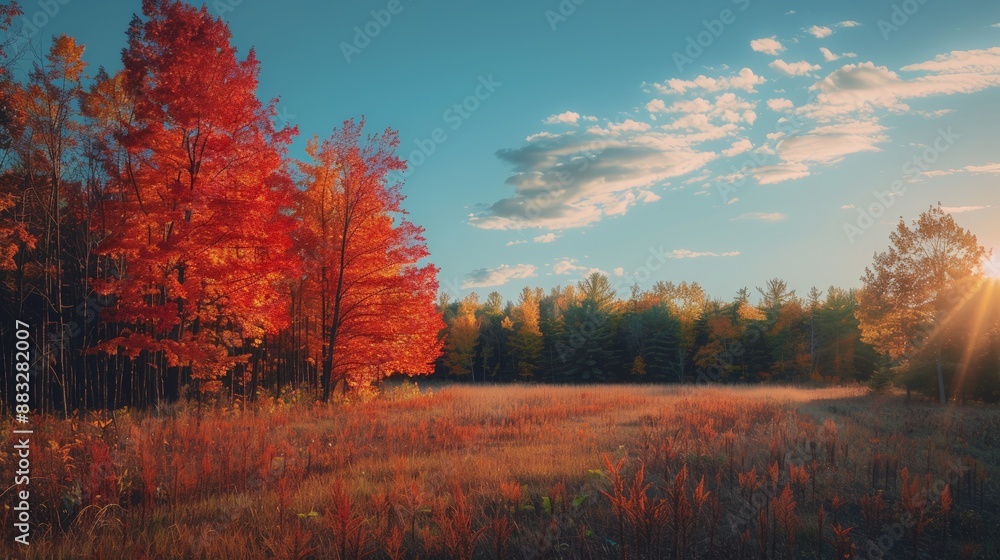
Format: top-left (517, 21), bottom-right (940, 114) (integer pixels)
top-left (13, 0), bottom-right (1000, 303)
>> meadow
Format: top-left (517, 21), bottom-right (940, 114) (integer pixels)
top-left (2, 383), bottom-right (998, 559)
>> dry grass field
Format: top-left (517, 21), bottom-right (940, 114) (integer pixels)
top-left (2, 383), bottom-right (998, 559)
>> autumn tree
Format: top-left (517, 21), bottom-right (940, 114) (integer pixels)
top-left (653, 280), bottom-right (705, 381)
top-left (0, 33), bottom-right (91, 411)
top-left (856, 205), bottom-right (990, 403)
top-left (297, 119), bottom-right (443, 399)
top-left (96, 0), bottom-right (299, 402)
top-left (510, 286), bottom-right (543, 379)
top-left (443, 293), bottom-right (480, 379)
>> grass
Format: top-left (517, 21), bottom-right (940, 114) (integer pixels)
top-left (1, 383), bottom-right (997, 559)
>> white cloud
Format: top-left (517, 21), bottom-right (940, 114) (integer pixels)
top-left (807, 25), bottom-right (833, 38)
top-left (953, 163), bottom-right (1000, 174)
top-left (472, 129), bottom-right (718, 230)
top-left (754, 163), bottom-right (811, 184)
top-left (588, 119), bottom-right (651, 136)
top-left (525, 131), bottom-right (558, 142)
top-left (722, 138), bottom-right (753, 157)
top-left (770, 59), bottom-right (821, 76)
top-left (462, 264), bottom-right (537, 288)
top-left (533, 233), bottom-right (558, 243)
top-left (902, 47), bottom-right (1000, 74)
top-left (668, 249), bottom-right (741, 259)
top-left (820, 48), bottom-right (839, 62)
top-left (725, 197), bottom-right (740, 205)
top-left (505, 239), bottom-right (527, 246)
top-left (651, 93), bottom-right (758, 132)
top-left (645, 99), bottom-right (667, 113)
top-left (838, 21), bottom-right (861, 27)
top-left (730, 212), bottom-right (787, 222)
top-left (777, 120), bottom-right (888, 165)
top-left (652, 67), bottom-right (766, 94)
top-left (750, 37), bottom-right (785, 56)
top-left (941, 205), bottom-right (992, 214)
top-left (841, 204), bottom-right (855, 209)
top-left (553, 258), bottom-right (603, 277)
top-left (638, 190), bottom-right (661, 203)
top-left (544, 111), bottom-right (582, 125)
top-left (803, 51), bottom-right (1000, 120)
top-left (613, 267), bottom-right (625, 277)
top-left (766, 98), bottom-right (794, 111)
top-left (922, 162), bottom-right (1000, 177)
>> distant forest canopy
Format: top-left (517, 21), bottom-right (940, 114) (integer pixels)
top-left (435, 276), bottom-right (882, 386)
top-left (433, 207), bottom-right (1000, 404)
top-left (0, 1), bottom-right (443, 412)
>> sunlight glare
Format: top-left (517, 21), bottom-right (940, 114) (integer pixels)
top-left (984, 255), bottom-right (1000, 279)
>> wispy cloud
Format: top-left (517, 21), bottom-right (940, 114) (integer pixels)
top-left (462, 264), bottom-right (537, 288)
top-left (668, 249), bottom-right (741, 259)
top-left (471, 131), bottom-right (717, 230)
top-left (730, 212), bottom-right (787, 222)
top-left (473, 70), bottom-right (768, 231)
top-left (941, 205), bottom-right (993, 214)
top-left (544, 111), bottom-right (582, 125)
top-left (924, 162), bottom-right (1000, 177)
top-left (802, 50), bottom-right (1000, 121)
top-left (770, 59), bottom-right (821, 76)
top-left (820, 47), bottom-right (857, 62)
top-left (552, 258), bottom-right (604, 276)
top-left (650, 67), bottom-right (766, 94)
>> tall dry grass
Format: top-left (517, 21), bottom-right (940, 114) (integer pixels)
top-left (1, 383), bottom-right (997, 559)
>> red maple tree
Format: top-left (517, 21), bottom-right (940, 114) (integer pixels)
top-left (96, 0), bottom-right (298, 394)
top-left (296, 119), bottom-right (442, 399)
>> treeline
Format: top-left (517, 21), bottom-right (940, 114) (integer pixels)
top-left (0, 1), bottom-right (442, 413)
top-left (435, 205), bottom-right (1000, 403)
top-left (436, 275), bottom-right (881, 385)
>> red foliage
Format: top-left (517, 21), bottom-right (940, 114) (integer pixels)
top-left (96, 0), bottom-right (298, 390)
